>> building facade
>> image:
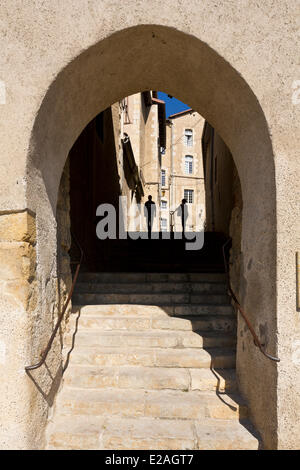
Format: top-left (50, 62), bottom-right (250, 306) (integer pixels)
top-left (119, 91), bottom-right (165, 233)
top-left (161, 109), bottom-right (206, 233)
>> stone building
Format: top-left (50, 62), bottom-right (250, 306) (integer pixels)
top-left (162, 109), bottom-right (206, 232)
top-left (67, 91), bottom-right (164, 271)
top-left (120, 91), bottom-right (166, 233)
top-left (0, 0), bottom-right (299, 451)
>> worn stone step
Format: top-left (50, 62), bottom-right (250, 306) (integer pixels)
top-left (72, 304), bottom-right (175, 317)
top-left (72, 303), bottom-right (234, 317)
top-left (58, 388), bottom-right (145, 418)
top-left (67, 346), bottom-right (236, 369)
top-left (46, 415), bottom-right (105, 450)
top-left (99, 416), bottom-right (197, 450)
top-left (69, 315), bottom-right (152, 331)
top-left (78, 272), bottom-right (227, 284)
top-left (64, 365), bottom-right (190, 391)
top-left (64, 365), bottom-right (236, 392)
top-left (46, 415), bottom-right (196, 450)
top-left (47, 415), bottom-right (258, 450)
top-left (190, 294), bottom-right (230, 304)
top-left (189, 368), bottom-right (236, 391)
top-left (66, 347), bottom-right (236, 368)
top-left (173, 304), bottom-right (234, 316)
top-left (100, 416), bottom-right (258, 450)
top-left (73, 292), bottom-right (188, 305)
top-left (67, 313), bottom-right (236, 332)
top-left (76, 281), bottom-right (227, 294)
top-left (58, 388), bottom-right (248, 421)
top-left (73, 292), bottom-right (229, 305)
top-left (151, 315), bottom-right (235, 332)
top-left (195, 419), bottom-right (260, 450)
top-left (144, 390), bottom-right (247, 420)
top-left (65, 329), bottom-right (236, 349)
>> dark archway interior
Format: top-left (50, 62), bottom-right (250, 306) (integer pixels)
top-left (66, 96), bottom-right (241, 274)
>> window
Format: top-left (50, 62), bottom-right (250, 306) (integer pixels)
top-left (184, 189), bottom-right (194, 204)
top-left (161, 217), bottom-right (168, 232)
top-left (184, 155), bottom-right (193, 174)
top-left (161, 169), bottom-right (166, 187)
top-left (161, 200), bottom-right (167, 210)
top-left (184, 129), bottom-right (193, 147)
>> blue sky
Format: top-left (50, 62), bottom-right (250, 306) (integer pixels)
top-left (158, 92), bottom-right (191, 118)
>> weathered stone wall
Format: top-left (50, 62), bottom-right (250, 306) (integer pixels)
top-left (0, 165), bottom-right (72, 449)
top-left (203, 127), bottom-right (234, 236)
top-left (229, 165), bottom-right (243, 297)
top-left (56, 160), bottom-right (72, 327)
top-left (0, 210), bottom-right (38, 448)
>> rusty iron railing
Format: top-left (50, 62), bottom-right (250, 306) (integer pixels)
top-left (222, 238), bottom-right (280, 363)
top-left (25, 231), bottom-right (83, 371)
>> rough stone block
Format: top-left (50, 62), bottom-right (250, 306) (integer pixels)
top-left (0, 211), bottom-right (36, 244)
top-left (0, 242), bottom-right (36, 281)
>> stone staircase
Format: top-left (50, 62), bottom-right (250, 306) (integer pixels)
top-left (46, 272), bottom-right (260, 450)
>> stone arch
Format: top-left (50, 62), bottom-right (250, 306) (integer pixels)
top-left (26, 25), bottom-right (277, 448)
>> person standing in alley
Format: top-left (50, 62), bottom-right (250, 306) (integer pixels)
top-left (144, 195), bottom-right (156, 238)
top-left (176, 198), bottom-right (189, 236)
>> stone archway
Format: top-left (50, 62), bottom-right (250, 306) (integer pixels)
top-left (23, 25), bottom-right (277, 448)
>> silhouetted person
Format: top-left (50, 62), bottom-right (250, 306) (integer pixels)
top-left (176, 198), bottom-right (189, 235)
top-left (144, 195), bottom-right (156, 238)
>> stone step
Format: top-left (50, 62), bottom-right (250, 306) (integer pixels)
top-left (57, 388), bottom-right (248, 421)
top-left (64, 365), bottom-right (237, 392)
top-left (151, 314), bottom-right (235, 332)
top-left (65, 347), bottom-right (236, 368)
top-left (46, 266), bottom-right (260, 451)
top-left (72, 303), bottom-right (234, 317)
top-left (67, 313), bottom-right (236, 332)
top-left (195, 419), bottom-right (260, 450)
top-left (75, 281), bottom-right (227, 294)
top-left (46, 415), bottom-right (195, 450)
top-left (78, 272), bottom-right (227, 284)
top-left (47, 415), bottom-right (259, 450)
top-left (173, 304), bottom-right (234, 316)
top-left (47, 415), bottom-right (105, 450)
top-left (65, 329), bottom-right (236, 349)
top-left (73, 292), bottom-right (230, 305)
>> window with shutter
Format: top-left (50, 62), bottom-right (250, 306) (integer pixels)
top-left (184, 189), bottom-right (194, 203)
top-left (184, 129), bottom-right (193, 147)
top-left (184, 155), bottom-right (193, 174)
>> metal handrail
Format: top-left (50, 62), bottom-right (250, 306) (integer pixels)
top-left (25, 231), bottom-right (83, 371)
top-left (222, 238), bottom-right (280, 363)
